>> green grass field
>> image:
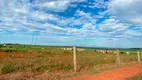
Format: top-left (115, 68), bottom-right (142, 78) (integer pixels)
top-left (0, 44), bottom-right (141, 79)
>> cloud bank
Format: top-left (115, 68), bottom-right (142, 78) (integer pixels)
top-left (0, 0), bottom-right (142, 48)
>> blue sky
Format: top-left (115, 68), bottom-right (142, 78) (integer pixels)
top-left (0, 0), bottom-right (142, 48)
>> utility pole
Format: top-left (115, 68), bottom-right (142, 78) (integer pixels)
top-left (34, 33), bottom-right (38, 45)
top-left (31, 34), bottom-right (35, 45)
top-left (137, 51), bottom-right (141, 62)
top-left (116, 49), bottom-right (121, 64)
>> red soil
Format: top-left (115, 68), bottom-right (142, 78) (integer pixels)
top-left (0, 52), bottom-right (8, 57)
top-left (12, 52), bottom-right (31, 57)
top-left (0, 51), bottom-right (32, 58)
top-left (70, 64), bottom-right (142, 80)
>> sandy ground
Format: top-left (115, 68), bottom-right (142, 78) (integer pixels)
top-left (69, 64), bottom-right (142, 80)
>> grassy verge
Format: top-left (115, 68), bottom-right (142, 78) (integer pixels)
top-left (129, 76), bottom-right (142, 80)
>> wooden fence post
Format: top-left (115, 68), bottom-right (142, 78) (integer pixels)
top-left (137, 51), bottom-right (141, 62)
top-left (116, 49), bottom-right (121, 64)
top-left (73, 45), bottom-right (77, 72)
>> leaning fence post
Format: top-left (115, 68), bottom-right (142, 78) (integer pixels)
top-left (73, 45), bottom-right (77, 72)
top-left (116, 49), bottom-right (121, 64)
top-left (137, 51), bottom-right (141, 62)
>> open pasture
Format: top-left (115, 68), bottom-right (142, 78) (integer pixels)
top-left (0, 44), bottom-right (141, 79)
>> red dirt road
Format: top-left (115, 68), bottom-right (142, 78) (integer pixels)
top-left (70, 64), bottom-right (142, 80)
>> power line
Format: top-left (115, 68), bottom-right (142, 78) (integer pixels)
top-left (31, 34), bottom-right (35, 45)
top-left (34, 32), bottom-right (38, 45)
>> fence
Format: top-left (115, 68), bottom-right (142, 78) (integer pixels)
top-left (72, 46), bottom-right (141, 72)
top-left (0, 45), bottom-right (141, 74)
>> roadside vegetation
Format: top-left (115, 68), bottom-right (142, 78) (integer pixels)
top-left (130, 76), bottom-right (142, 80)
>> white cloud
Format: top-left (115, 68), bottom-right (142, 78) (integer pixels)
top-left (99, 18), bottom-right (128, 32)
top-left (33, 0), bottom-right (70, 12)
top-left (57, 10), bottom-right (97, 27)
top-left (82, 23), bottom-right (96, 30)
top-left (75, 10), bottom-right (96, 24)
top-left (44, 23), bottom-right (66, 33)
top-left (0, 0), bottom-right (97, 37)
top-left (89, 0), bottom-right (108, 9)
top-left (108, 0), bottom-right (142, 26)
top-left (30, 11), bottom-right (59, 22)
top-left (125, 30), bottom-right (142, 37)
top-left (0, 0), bottom-right (142, 47)
top-left (0, 0), bottom-right (64, 34)
top-left (32, 0), bottom-right (86, 12)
